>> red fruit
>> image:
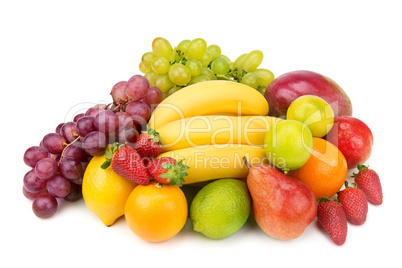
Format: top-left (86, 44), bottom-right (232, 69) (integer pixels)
top-left (353, 164), bottom-right (383, 205)
top-left (326, 116), bottom-right (373, 169)
top-left (337, 182), bottom-right (368, 225)
top-left (317, 200), bottom-right (348, 246)
top-left (264, 70), bottom-right (353, 117)
top-left (146, 157), bottom-right (189, 187)
top-left (135, 128), bottom-right (163, 162)
top-left (101, 143), bottom-right (150, 185)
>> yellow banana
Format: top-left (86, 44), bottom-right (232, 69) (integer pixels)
top-left (157, 115), bottom-right (281, 152)
top-left (157, 144), bottom-right (268, 185)
top-left (148, 80), bottom-right (269, 130)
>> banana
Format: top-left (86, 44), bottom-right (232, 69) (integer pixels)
top-left (148, 80), bottom-right (269, 130)
top-left (157, 115), bottom-right (281, 152)
top-left (157, 144), bottom-right (268, 185)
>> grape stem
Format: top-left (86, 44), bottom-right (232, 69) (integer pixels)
top-left (58, 136), bottom-right (82, 165)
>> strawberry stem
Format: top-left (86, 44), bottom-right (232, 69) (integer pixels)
top-left (101, 142), bottom-right (126, 169)
top-left (159, 159), bottom-right (189, 187)
top-left (143, 128), bottom-right (163, 146)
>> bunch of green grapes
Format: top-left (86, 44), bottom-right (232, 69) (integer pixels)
top-left (139, 37), bottom-right (274, 97)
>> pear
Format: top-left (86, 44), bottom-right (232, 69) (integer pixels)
top-left (247, 163), bottom-right (317, 240)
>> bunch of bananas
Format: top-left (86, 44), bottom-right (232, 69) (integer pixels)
top-left (149, 80), bottom-right (280, 184)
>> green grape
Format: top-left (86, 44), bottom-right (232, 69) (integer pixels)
top-left (168, 63), bottom-right (192, 86)
top-left (139, 62), bottom-right (150, 74)
top-left (141, 52), bottom-right (156, 69)
top-left (211, 56), bottom-right (230, 75)
top-left (229, 61), bottom-right (234, 71)
top-left (170, 50), bottom-right (181, 63)
top-left (187, 75), bottom-right (211, 85)
top-left (207, 45), bottom-right (222, 60)
top-left (243, 50), bottom-right (263, 72)
top-left (252, 68), bottom-right (275, 87)
top-left (199, 67), bottom-right (216, 80)
top-left (176, 40), bottom-right (191, 54)
top-left (185, 38), bottom-right (207, 60)
top-left (154, 73), bottom-right (174, 93)
top-left (151, 57), bottom-right (171, 74)
top-left (152, 37), bottom-right (173, 60)
top-left (199, 50), bottom-right (212, 67)
top-left (257, 86), bottom-right (267, 95)
top-left (220, 55), bottom-right (231, 63)
top-left (168, 85), bottom-right (182, 96)
top-left (234, 53), bottom-right (247, 69)
top-left (241, 72), bottom-right (260, 89)
top-left (185, 60), bottom-right (203, 76)
top-left (145, 70), bottom-right (157, 86)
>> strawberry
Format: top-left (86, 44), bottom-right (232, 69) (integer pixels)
top-left (317, 199), bottom-right (348, 246)
top-left (101, 142), bottom-right (150, 185)
top-left (134, 128), bottom-right (163, 163)
top-left (352, 164), bottom-right (383, 205)
top-left (146, 157), bottom-right (189, 187)
top-left (337, 181), bottom-right (368, 225)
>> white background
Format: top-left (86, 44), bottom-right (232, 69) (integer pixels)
top-left (1, 0), bottom-right (401, 267)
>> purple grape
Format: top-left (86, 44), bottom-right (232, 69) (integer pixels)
top-left (116, 112), bottom-right (134, 128)
top-left (142, 86), bottom-right (163, 110)
top-left (34, 158), bottom-right (58, 180)
top-left (71, 162), bottom-right (88, 185)
top-left (76, 116), bottom-right (96, 137)
top-left (59, 156), bottom-right (83, 180)
top-left (42, 133), bottom-right (66, 154)
top-left (85, 107), bottom-right (104, 117)
top-left (55, 123), bottom-right (65, 135)
top-left (111, 81), bottom-right (129, 103)
top-left (61, 122), bottom-right (78, 143)
top-left (63, 145), bottom-right (89, 162)
top-left (126, 75), bottom-right (149, 101)
top-left (63, 183), bottom-right (82, 202)
top-left (125, 101), bottom-right (151, 125)
top-left (23, 146), bottom-right (50, 167)
top-left (117, 125), bottom-right (139, 146)
top-left (46, 174), bottom-right (71, 198)
top-left (82, 131), bottom-right (107, 156)
top-left (32, 194), bottom-right (58, 219)
top-left (73, 113), bottom-right (85, 122)
top-left (94, 110), bottom-right (119, 134)
top-left (22, 186), bottom-right (46, 200)
top-left (23, 170), bottom-right (47, 193)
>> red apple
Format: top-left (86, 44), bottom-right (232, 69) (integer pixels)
top-left (326, 116), bottom-right (373, 169)
top-left (264, 70), bottom-right (352, 117)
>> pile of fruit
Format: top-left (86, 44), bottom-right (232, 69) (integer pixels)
top-left (22, 37), bottom-right (382, 246)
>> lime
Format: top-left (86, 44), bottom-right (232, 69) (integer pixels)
top-left (190, 178), bottom-right (251, 239)
top-left (264, 119), bottom-right (313, 172)
top-left (286, 95), bottom-right (334, 137)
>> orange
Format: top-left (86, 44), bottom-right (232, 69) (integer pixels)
top-left (288, 137), bottom-right (347, 200)
top-left (124, 181), bottom-right (188, 242)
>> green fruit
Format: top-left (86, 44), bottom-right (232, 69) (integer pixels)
top-left (190, 178), bottom-right (251, 239)
top-left (264, 119), bottom-right (313, 172)
top-left (286, 95), bottom-right (334, 138)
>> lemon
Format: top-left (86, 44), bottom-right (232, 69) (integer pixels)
top-left (82, 153), bottom-right (137, 226)
top-left (190, 178), bottom-right (251, 239)
top-left (286, 95), bottom-right (334, 138)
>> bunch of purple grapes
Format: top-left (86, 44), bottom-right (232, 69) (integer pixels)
top-left (22, 74), bottom-right (163, 219)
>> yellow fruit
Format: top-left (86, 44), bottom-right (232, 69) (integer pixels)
top-left (148, 80), bottom-right (269, 130)
top-left (157, 115), bottom-right (281, 152)
top-left (157, 144), bottom-right (268, 185)
top-left (286, 95), bottom-right (334, 138)
top-left (82, 154), bottom-right (137, 226)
